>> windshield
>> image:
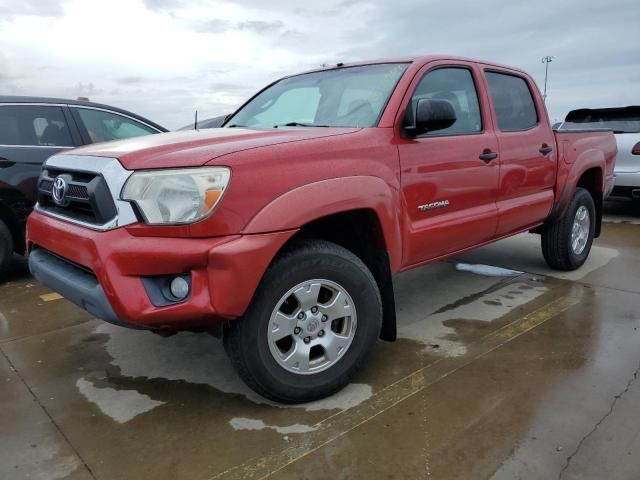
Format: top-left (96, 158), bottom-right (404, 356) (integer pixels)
top-left (225, 63), bottom-right (409, 129)
top-left (561, 107), bottom-right (640, 133)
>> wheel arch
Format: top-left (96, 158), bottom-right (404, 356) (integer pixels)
top-left (243, 176), bottom-right (403, 272)
top-left (548, 151), bottom-right (605, 237)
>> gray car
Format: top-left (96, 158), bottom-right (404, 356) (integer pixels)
top-left (562, 106), bottom-right (640, 203)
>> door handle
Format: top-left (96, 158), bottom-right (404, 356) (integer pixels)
top-left (539, 145), bottom-right (553, 155)
top-left (479, 151), bottom-right (498, 162)
top-left (0, 158), bottom-right (16, 168)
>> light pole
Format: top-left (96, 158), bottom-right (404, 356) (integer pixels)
top-left (541, 56), bottom-right (554, 102)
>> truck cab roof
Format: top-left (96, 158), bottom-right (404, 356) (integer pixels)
top-left (296, 55), bottom-right (528, 77)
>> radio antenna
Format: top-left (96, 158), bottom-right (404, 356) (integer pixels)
top-left (194, 110), bottom-right (198, 130)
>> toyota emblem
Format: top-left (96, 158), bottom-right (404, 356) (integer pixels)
top-left (52, 176), bottom-right (68, 206)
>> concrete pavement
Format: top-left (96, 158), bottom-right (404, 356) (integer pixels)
top-left (1, 199), bottom-right (638, 480)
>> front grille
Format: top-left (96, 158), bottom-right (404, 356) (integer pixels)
top-left (37, 168), bottom-right (117, 226)
top-left (40, 179), bottom-right (53, 192)
top-left (39, 179), bottom-right (89, 200)
top-left (68, 184), bottom-right (90, 200)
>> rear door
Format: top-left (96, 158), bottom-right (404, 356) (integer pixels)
top-left (397, 62), bottom-right (500, 266)
top-left (484, 70), bottom-right (557, 236)
top-left (0, 104), bottom-right (79, 203)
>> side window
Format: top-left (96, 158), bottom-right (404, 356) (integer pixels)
top-left (485, 72), bottom-right (538, 131)
top-left (409, 68), bottom-right (482, 135)
top-left (0, 105), bottom-right (73, 147)
top-left (75, 108), bottom-right (157, 143)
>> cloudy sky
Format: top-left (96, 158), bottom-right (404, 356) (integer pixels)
top-left (1, 0), bottom-right (638, 129)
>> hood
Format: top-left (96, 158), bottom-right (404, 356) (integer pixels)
top-left (66, 127), bottom-right (360, 170)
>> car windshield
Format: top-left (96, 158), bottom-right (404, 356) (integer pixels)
top-left (561, 107), bottom-right (640, 133)
top-left (225, 63), bottom-right (409, 129)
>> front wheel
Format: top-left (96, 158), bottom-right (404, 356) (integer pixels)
top-left (224, 240), bottom-right (382, 403)
top-left (542, 187), bottom-right (596, 271)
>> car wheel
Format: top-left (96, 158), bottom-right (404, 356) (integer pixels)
top-left (542, 187), bottom-right (596, 271)
top-left (0, 219), bottom-right (14, 276)
top-left (224, 240), bottom-right (382, 403)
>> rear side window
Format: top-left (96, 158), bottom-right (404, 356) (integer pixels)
top-left (0, 105), bottom-right (73, 147)
top-left (75, 108), bottom-right (157, 143)
top-left (486, 72), bottom-right (538, 131)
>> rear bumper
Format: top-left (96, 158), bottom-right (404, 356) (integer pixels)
top-left (27, 212), bottom-right (296, 329)
top-left (614, 171), bottom-right (640, 189)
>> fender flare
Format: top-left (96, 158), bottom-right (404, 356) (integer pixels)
top-left (549, 149), bottom-right (605, 224)
top-left (243, 175), bottom-right (403, 273)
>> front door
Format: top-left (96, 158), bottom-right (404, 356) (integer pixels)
top-left (397, 63), bottom-right (500, 266)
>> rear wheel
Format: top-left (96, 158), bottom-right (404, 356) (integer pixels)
top-left (224, 240), bottom-right (382, 403)
top-left (542, 187), bottom-right (596, 270)
top-left (0, 220), bottom-right (14, 276)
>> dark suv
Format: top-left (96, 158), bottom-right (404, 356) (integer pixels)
top-left (0, 96), bottom-right (167, 275)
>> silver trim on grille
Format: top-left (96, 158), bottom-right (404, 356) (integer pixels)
top-left (35, 154), bottom-right (138, 231)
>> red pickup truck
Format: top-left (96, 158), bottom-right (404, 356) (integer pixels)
top-left (27, 56), bottom-right (616, 403)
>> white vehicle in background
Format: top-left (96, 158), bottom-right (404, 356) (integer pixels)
top-left (562, 106), bottom-right (640, 206)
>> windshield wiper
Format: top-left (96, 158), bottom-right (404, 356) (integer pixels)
top-left (273, 122), bottom-right (330, 128)
top-left (226, 124), bottom-right (245, 128)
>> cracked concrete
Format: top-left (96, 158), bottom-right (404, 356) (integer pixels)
top-left (558, 360), bottom-right (640, 480)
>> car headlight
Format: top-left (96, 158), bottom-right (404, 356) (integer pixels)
top-left (121, 167), bottom-right (231, 225)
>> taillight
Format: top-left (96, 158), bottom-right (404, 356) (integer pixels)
top-left (633, 142), bottom-right (640, 155)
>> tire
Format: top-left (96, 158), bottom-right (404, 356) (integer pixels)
top-left (542, 187), bottom-right (596, 271)
top-left (224, 240), bottom-right (382, 403)
top-left (0, 219), bottom-right (14, 276)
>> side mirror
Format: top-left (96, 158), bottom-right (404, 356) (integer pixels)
top-left (408, 98), bottom-right (457, 135)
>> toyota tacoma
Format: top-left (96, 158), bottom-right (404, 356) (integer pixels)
top-left (26, 56), bottom-right (616, 403)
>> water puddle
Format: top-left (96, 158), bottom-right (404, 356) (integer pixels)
top-left (76, 377), bottom-right (165, 424)
top-left (398, 281), bottom-right (547, 356)
top-left (456, 263), bottom-right (523, 277)
top-left (76, 324), bottom-right (373, 423)
top-left (229, 417), bottom-right (318, 434)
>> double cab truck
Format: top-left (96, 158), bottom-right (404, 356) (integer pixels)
top-left (26, 56), bottom-right (616, 403)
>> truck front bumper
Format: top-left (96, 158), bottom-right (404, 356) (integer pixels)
top-left (29, 248), bottom-right (127, 327)
top-left (27, 212), bottom-right (296, 330)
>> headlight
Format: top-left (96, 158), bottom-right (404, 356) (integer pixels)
top-left (121, 167), bottom-right (231, 225)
